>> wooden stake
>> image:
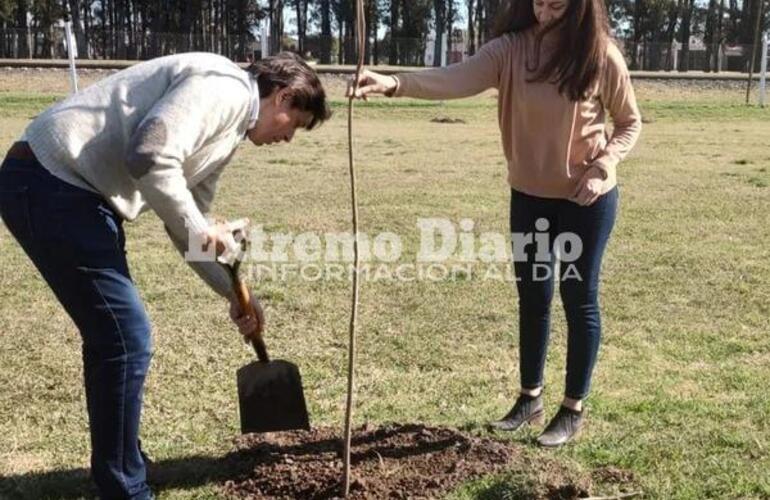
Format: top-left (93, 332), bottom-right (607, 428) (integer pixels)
top-left (745, 0), bottom-right (766, 104)
top-left (342, 0), bottom-right (366, 496)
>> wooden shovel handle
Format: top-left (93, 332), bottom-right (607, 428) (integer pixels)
top-left (232, 274), bottom-right (270, 363)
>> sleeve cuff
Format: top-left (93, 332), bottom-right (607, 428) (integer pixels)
top-left (165, 224), bottom-right (235, 299)
top-left (184, 205), bottom-right (210, 242)
top-left (388, 75), bottom-right (403, 97)
top-left (591, 156), bottom-right (615, 180)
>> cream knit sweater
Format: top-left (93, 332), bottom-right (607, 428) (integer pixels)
top-left (23, 52), bottom-right (259, 297)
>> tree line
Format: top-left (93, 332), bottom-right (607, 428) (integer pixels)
top-left (0, 1), bottom-right (767, 71)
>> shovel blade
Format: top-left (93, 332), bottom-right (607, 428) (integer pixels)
top-left (237, 359), bottom-right (310, 434)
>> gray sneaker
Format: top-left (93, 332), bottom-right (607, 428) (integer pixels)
top-left (536, 405), bottom-right (584, 447)
top-left (488, 394), bottom-right (545, 431)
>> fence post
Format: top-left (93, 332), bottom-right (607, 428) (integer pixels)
top-left (760, 32), bottom-right (768, 107)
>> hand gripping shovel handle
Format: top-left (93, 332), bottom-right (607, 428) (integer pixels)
top-left (229, 263), bottom-right (270, 363)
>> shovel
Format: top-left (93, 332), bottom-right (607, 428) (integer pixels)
top-left (228, 259), bottom-right (310, 434)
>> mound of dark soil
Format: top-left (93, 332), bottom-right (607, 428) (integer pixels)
top-left (222, 423), bottom-right (596, 499)
top-left (430, 116), bottom-right (467, 124)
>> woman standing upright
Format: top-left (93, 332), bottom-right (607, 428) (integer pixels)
top-left (349, 0), bottom-right (641, 446)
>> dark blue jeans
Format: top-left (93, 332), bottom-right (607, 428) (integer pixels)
top-left (510, 187), bottom-right (618, 400)
top-left (0, 157), bottom-right (153, 499)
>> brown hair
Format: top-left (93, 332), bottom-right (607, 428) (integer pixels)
top-left (494, 0), bottom-right (611, 101)
top-left (246, 52), bottom-right (332, 130)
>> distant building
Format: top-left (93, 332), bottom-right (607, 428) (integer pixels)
top-left (425, 28), bottom-right (470, 67)
top-left (618, 34), bottom-right (755, 72)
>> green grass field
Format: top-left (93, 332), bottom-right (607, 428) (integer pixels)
top-left (0, 81), bottom-right (769, 499)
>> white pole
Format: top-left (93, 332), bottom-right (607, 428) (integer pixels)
top-left (261, 19), bottom-right (270, 58)
top-left (672, 41), bottom-right (679, 71)
top-left (424, 30), bottom-right (435, 66)
top-left (64, 21), bottom-right (79, 94)
top-left (441, 32), bottom-right (448, 66)
top-left (760, 32), bottom-right (768, 107)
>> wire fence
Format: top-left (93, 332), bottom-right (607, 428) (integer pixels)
top-left (0, 27), bottom-right (255, 61)
top-left (624, 41), bottom-right (769, 73)
top-left (1, 27), bottom-right (768, 74)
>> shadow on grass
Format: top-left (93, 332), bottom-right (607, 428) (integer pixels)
top-left (0, 450), bottom-right (261, 499)
top-left (0, 428), bottom-right (475, 499)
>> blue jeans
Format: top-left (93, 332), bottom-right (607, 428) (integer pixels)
top-left (0, 156), bottom-right (153, 499)
top-left (510, 187), bottom-right (618, 400)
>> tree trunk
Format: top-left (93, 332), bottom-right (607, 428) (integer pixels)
top-left (729, 0), bottom-right (740, 35)
top-left (181, 0), bottom-right (193, 52)
top-left (483, 0), bottom-right (499, 42)
top-left (344, 11), bottom-right (355, 64)
top-left (748, 0), bottom-right (765, 71)
top-left (369, 0), bottom-right (379, 64)
top-left (200, 0), bottom-right (207, 52)
top-left (475, 0), bottom-right (484, 46)
top-left (467, 0), bottom-right (475, 55)
top-left (1, 18), bottom-right (6, 58)
top-left (303, 0), bottom-right (310, 55)
top-left (388, 0), bottom-right (400, 65)
top-left (363, 0), bottom-right (373, 64)
top-left (45, 24), bottom-right (53, 59)
top-left (739, 0), bottom-right (751, 44)
top-left (150, 0), bottom-right (161, 57)
top-left (129, 0), bottom-right (136, 58)
top-left (716, 0), bottom-right (725, 72)
top-left (678, 0), bottom-right (692, 71)
top-left (107, 0), bottom-right (113, 57)
top-left (320, 0), bottom-right (331, 63)
top-left (630, 0), bottom-right (643, 69)
top-left (83, 0), bottom-right (91, 57)
top-left (136, 0), bottom-right (146, 58)
top-left (214, 0), bottom-right (221, 54)
top-left (223, 0), bottom-right (230, 57)
top-left (664, 0), bottom-right (680, 71)
top-left (433, 0), bottom-right (445, 66)
top-left (401, 0), bottom-right (411, 64)
top-left (99, 0), bottom-right (108, 58)
top-left (704, 0), bottom-right (718, 71)
top-left (294, 0), bottom-right (306, 56)
top-left (16, 0), bottom-right (30, 58)
top-left (31, 16), bottom-right (38, 58)
top-left (447, 0), bottom-right (454, 62)
top-left (67, 0), bottom-right (88, 59)
top-left (0, 19), bottom-right (3, 58)
top-left (746, 0), bottom-right (764, 100)
top-left (269, 0), bottom-right (283, 54)
top-left (236, 0), bottom-right (247, 60)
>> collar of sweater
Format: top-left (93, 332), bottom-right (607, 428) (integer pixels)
top-left (247, 74), bottom-right (260, 130)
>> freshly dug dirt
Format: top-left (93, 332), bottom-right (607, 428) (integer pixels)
top-left (430, 116), bottom-right (467, 124)
top-left (592, 465), bottom-right (636, 485)
top-left (221, 423), bottom-right (594, 499)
